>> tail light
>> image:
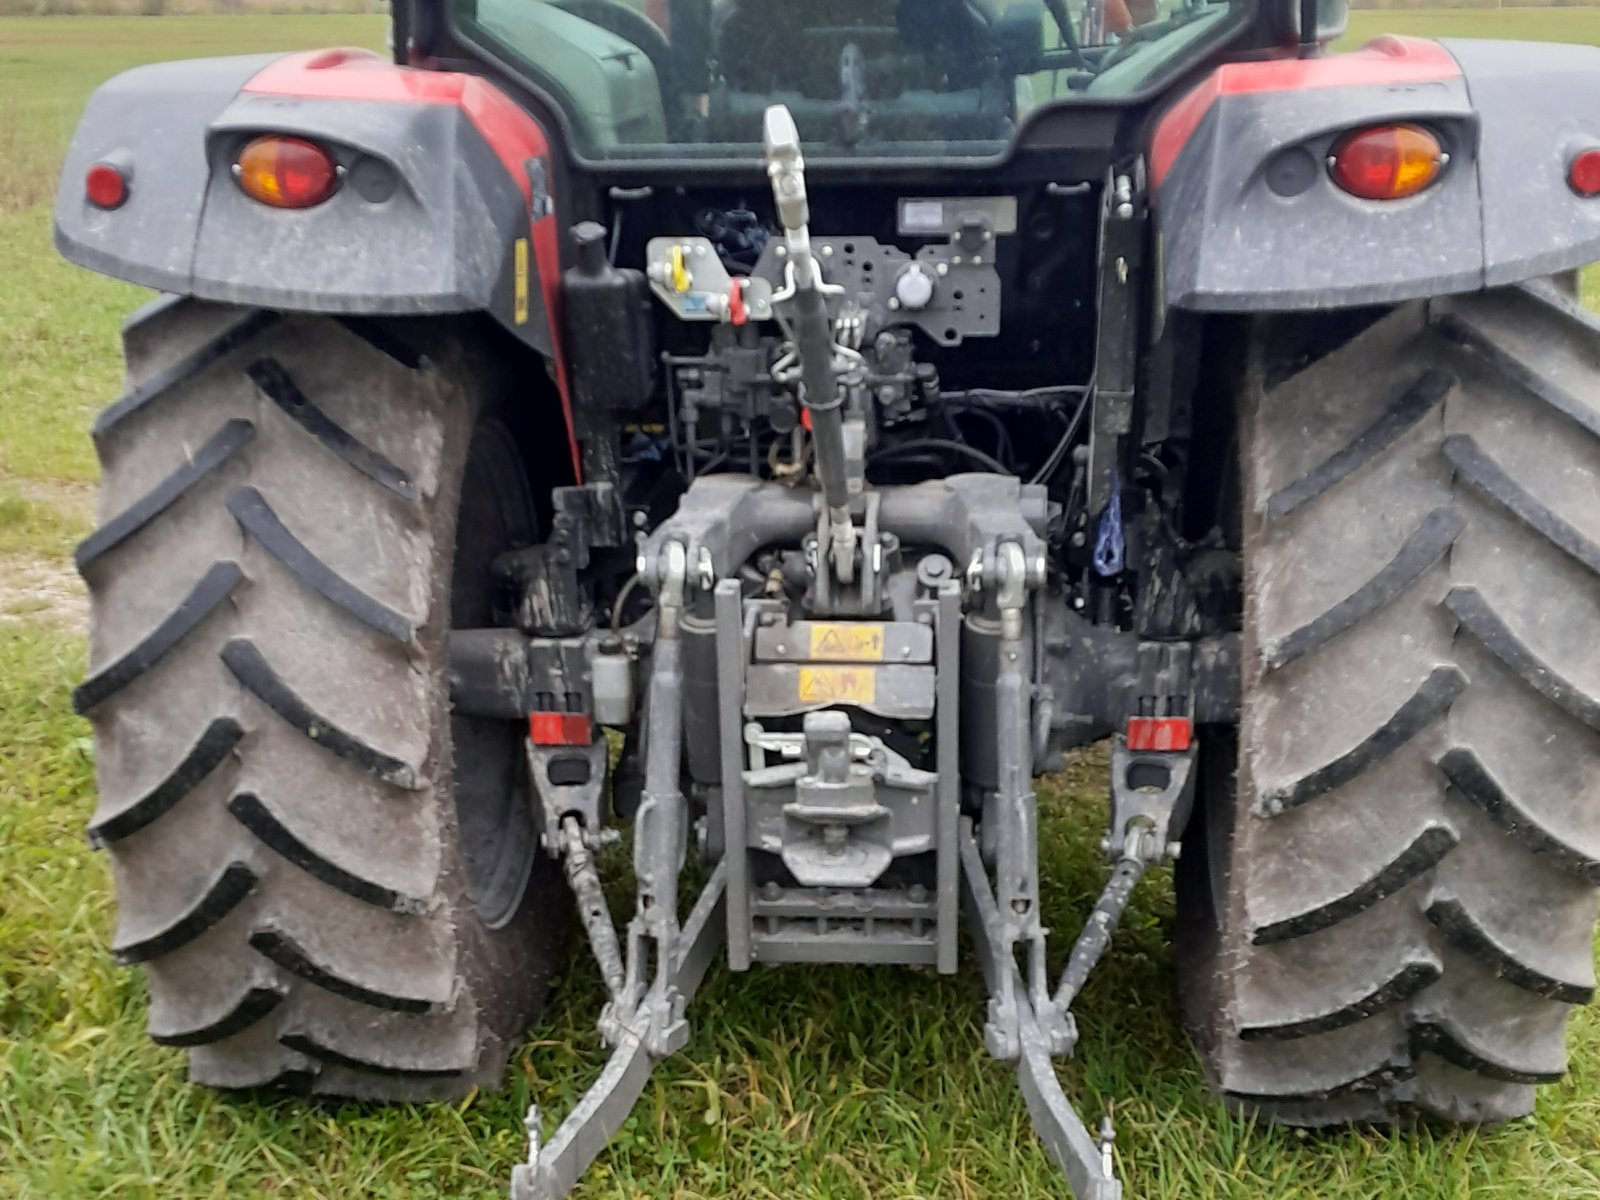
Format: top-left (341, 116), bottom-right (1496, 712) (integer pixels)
top-left (1329, 124), bottom-right (1446, 201)
top-left (85, 162), bottom-right (129, 210)
top-left (233, 135), bottom-right (339, 209)
top-left (1569, 149), bottom-right (1600, 197)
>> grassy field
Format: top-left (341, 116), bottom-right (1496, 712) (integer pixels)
top-left (4, 10), bottom-right (1600, 1200)
top-left (1344, 6), bottom-right (1600, 38)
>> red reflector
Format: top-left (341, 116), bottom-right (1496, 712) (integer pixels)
top-left (85, 162), bottom-right (128, 209)
top-left (1126, 717), bottom-right (1193, 753)
top-left (234, 134), bottom-right (338, 209)
top-left (1329, 124), bottom-right (1443, 201)
top-left (529, 712), bottom-right (593, 746)
top-left (1570, 150), bottom-right (1600, 197)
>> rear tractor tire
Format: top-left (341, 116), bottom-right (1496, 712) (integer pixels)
top-left (76, 298), bottom-right (569, 1099)
top-left (1178, 282), bottom-right (1600, 1124)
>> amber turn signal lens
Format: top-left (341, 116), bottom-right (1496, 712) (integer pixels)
top-left (85, 162), bottom-right (128, 209)
top-left (1569, 149), bottom-right (1600, 197)
top-left (234, 135), bottom-right (338, 209)
top-left (1329, 124), bottom-right (1445, 201)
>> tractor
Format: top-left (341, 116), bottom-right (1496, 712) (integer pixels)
top-left (53, 0), bottom-right (1600, 1195)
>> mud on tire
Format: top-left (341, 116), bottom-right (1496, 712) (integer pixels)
top-left (77, 297), bottom-right (567, 1099)
top-left (1177, 282), bottom-right (1600, 1123)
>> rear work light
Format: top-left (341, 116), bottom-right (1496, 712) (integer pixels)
top-left (1569, 149), bottom-right (1600, 197)
top-left (233, 135), bottom-right (340, 209)
top-left (1329, 124), bottom-right (1446, 201)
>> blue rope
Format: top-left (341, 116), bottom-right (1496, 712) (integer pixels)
top-left (1093, 484), bottom-right (1125, 577)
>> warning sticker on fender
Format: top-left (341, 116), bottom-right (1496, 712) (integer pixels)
top-left (806, 623), bottom-right (886, 662)
top-left (797, 666), bottom-right (877, 706)
top-left (513, 238), bottom-right (530, 325)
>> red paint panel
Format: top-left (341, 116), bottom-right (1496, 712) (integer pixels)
top-left (529, 712), bottom-right (594, 746)
top-left (1126, 717), bottom-right (1193, 753)
top-left (244, 48), bottom-right (470, 103)
top-left (243, 50), bottom-right (583, 479)
top-left (1150, 71), bottom-right (1226, 191)
top-left (1151, 37), bottom-right (1462, 187)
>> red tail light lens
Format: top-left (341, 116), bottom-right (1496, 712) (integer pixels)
top-left (85, 162), bottom-right (128, 209)
top-left (1570, 149), bottom-right (1600, 197)
top-left (1329, 124), bottom-right (1445, 201)
top-left (233, 135), bottom-right (338, 209)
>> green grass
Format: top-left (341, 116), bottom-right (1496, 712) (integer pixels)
top-left (4, 9), bottom-right (1600, 1200)
top-left (0, 14), bottom-right (386, 493)
top-left (1344, 7), bottom-right (1600, 44)
top-left (0, 484), bottom-right (88, 561)
top-left (5, 623), bottom-right (1600, 1199)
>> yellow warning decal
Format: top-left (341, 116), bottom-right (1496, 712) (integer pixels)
top-left (797, 666), bottom-right (877, 706)
top-left (806, 623), bottom-right (886, 662)
top-left (513, 238), bottom-right (530, 325)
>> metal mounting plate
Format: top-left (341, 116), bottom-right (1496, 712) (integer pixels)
top-left (752, 236), bottom-right (1001, 345)
top-left (646, 236), bottom-right (775, 321)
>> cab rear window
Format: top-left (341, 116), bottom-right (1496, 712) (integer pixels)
top-left (453, 0), bottom-right (1250, 161)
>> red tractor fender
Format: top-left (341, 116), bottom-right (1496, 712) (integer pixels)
top-left (55, 48), bottom-right (581, 477)
top-left (243, 49), bottom-right (579, 477)
top-left (1150, 36), bottom-right (1461, 189)
top-left (1150, 35), bottom-right (1600, 313)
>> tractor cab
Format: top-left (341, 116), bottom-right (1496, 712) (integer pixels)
top-left (452, 0), bottom-right (1256, 156)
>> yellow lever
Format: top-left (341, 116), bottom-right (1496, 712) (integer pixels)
top-left (670, 245), bottom-right (691, 294)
